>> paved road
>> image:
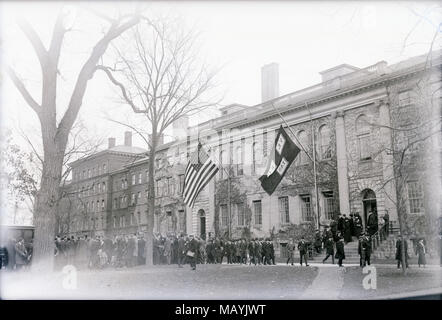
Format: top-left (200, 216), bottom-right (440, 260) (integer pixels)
top-left (301, 266), bottom-right (345, 299)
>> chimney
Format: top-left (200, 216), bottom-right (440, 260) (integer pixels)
top-left (261, 63), bottom-right (279, 102)
top-left (124, 131), bottom-right (132, 147)
top-left (108, 137), bottom-right (116, 149)
top-left (172, 116), bottom-right (189, 140)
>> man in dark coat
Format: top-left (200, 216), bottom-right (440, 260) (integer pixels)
top-left (396, 236), bottom-right (409, 269)
top-left (262, 240), bottom-right (270, 265)
top-left (353, 213), bottom-right (363, 238)
top-left (240, 240), bottom-right (247, 264)
top-left (367, 210), bottom-right (378, 236)
top-left (349, 213), bottom-right (355, 237)
top-left (330, 220), bottom-right (338, 242)
top-left (234, 240), bottom-right (241, 264)
top-left (248, 240), bottom-right (256, 265)
top-left (358, 232), bottom-right (371, 267)
top-left (322, 236), bottom-right (335, 264)
top-left (343, 215), bottom-right (352, 243)
top-left (314, 230), bottom-right (322, 254)
top-left (298, 237), bottom-right (309, 266)
top-left (335, 237), bottom-right (345, 267)
top-left (269, 240), bottom-right (276, 265)
top-left (186, 235), bottom-right (199, 270)
top-left (255, 240), bottom-right (262, 265)
top-left (177, 234), bottom-right (186, 268)
top-left (222, 240), bottom-right (230, 264)
top-left (337, 214), bottom-right (345, 234)
top-left (206, 240), bottom-right (214, 264)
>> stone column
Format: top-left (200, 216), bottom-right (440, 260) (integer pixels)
top-left (378, 101), bottom-right (398, 221)
top-left (334, 111), bottom-right (351, 216)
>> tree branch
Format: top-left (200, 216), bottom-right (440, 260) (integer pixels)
top-left (6, 66), bottom-right (42, 114)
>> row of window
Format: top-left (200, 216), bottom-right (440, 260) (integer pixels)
top-left (218, 194), bottom-right (337, 228)
top-left (113, 212), bottom-right (142, 228)
top-left (156, 175), bottom-right (185, 197)
top-left (217, 125), bottom-right (333, 179)
top-left (66, 216), bottom-right (106, 233)
top-left (79, 199), bottom-right (106, 213)
top-left (77, 181), bottom-right (106, 197)
top-left (113, 192), bottom-right (144, 209)
top-left (110, 210), bottom-right (187, 233)
top-left (119, 172), bottom-right (146, 190)
top-left (73, 164), bottom-right (107, 181)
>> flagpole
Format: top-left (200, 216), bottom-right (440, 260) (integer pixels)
top-left (305, 102), bottom-right (321, 230)
top-left (270, 102), bottom-right (321, 230)
top-left (206, 140), bottom-right (233, 239)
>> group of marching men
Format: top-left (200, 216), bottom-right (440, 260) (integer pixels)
top-left (53, 234), bottom-right (147, 270)
top-left (0, 208), bottom-right (437, 271)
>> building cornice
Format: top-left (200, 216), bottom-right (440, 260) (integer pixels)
top-left (215, 59), bottom-right (442, 131)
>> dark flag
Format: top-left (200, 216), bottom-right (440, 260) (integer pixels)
top-left (183, 143), bottom-right (219, 207)
top-left (259, 125), bottom-right (300, 195)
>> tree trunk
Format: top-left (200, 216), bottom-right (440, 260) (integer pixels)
top-left (395, 172), bottom-right (408, 275)
top-left (145, 131), bottom-right (157, 266)
top-left (32, 150), bottom-right (64, 272)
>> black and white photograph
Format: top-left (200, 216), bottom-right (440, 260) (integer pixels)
top-left (0, 0), bottom-right (441, 305)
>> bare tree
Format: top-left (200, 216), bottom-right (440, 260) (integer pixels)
top-left (350, 65), bottom-right (441, 274)
top-left (97, 17), bottom-right (220, 265)
top-left (6, 8), bottom-right (140, 270)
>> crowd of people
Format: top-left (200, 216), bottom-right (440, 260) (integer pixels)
top-left (153, 235), bottom-right (278, 268)
top-left (0, 209), bottom-right (439, 271)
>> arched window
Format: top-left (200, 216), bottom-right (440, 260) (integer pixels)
top-left (297, 130), bottom-right (309, 165)
top-left (356, 114), bottom-right (371, 160)
top-left (318, 125), bottom-right (331, 160)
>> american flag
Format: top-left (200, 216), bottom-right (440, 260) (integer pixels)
top-left (183, 143), bottom-right (219, 207)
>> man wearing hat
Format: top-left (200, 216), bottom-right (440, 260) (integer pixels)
top-left (298, 237), bottom-right (309, 266)
top-left (186, 234), bottom-right (199, 270)
top-left (314, 230), bottom-right (322, 254)
top-left (322, 236), bottom-right (335, 264)
top-left (353, 213), bottom-right (363, 238)
top-left (358, 232), bottom-right (371, 267)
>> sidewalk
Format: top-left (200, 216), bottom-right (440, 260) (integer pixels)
top-left (301, 266), bottom-right (345, 299)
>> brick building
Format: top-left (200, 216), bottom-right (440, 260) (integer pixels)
top-left (58, 50), bottom-right (442, 253)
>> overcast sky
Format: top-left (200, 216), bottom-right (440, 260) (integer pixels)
top-left (0, 1), bottom-right (440, 223)
top-left (1, 0), bottom-right (441, 150)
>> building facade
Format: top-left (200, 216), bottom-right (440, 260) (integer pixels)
top-left (58, 51), bottom-right (442, 250)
